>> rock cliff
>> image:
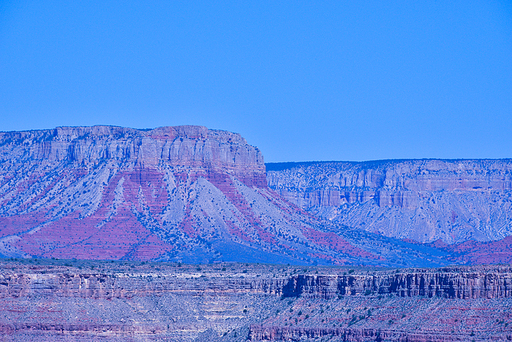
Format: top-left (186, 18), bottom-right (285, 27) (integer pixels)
top-left (280, 266), bottom-right (512, 299)
top-left (267, 160), bottom-right (512, 244)
top-left (1, 260), bottom-right (511, 341)
top-left (0, 125), bottom-right (266, 187)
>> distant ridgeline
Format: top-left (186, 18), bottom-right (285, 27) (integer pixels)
top-left (0, 125), bottom-right (511, 265)
top-left (267, 159), bottom-right (512, 244)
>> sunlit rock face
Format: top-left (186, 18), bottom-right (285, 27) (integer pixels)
top-left (0, 125), bottom-right (267, 187)
top-left (0, 126), bottom-right (388, 265)
top-left (267, 159), bottom-right (512, 244)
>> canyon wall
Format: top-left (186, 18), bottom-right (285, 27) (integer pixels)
top-left (3, 263), bottom-right (510, 302)
top-left (280, 266), bottom-right (512, 299)
top-left (0, 125), bottom-right (267, 188)
top-left (1, 260), bottom-right (511, 341)
top-left (267, 160), bottom-right (512, 243)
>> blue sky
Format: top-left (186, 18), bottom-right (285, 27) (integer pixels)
top-left (1, 1), bottom-right (511, 162)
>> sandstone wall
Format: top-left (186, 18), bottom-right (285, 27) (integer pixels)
top-left (280, 266), bottom-right (512, 300)
top-left (2, 265), bottom-right (510, 301)
top-left (1, 262), bottom-right (511, 341)
top-left (0, 125), bottom-right (266, 187)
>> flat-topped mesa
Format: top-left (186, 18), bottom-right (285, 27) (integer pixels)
top-left (267, 159), bottom-right (512, 243)
top-left (268, 159), bottom-right (512, 209)
top-left (1, 125), bottom-right (318, 262)
top-left (0, 125), bottom-right (266, 187)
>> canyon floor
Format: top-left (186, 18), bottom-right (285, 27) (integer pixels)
top-left (1, 259), bottom-right (511, 342)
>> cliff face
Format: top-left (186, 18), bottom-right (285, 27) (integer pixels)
top-left (0, 261), bottom-right (286, 342)
top-left (267, 160), bottom-right (512, 243)
top-left (280, 266), bottom-right (512, 300)
top-left (1, 261), bottom-right (511, 341)
top-left (0, 125), bottom-right (266, 187)
top-left (3, 263), bottom-right (509, 302)
top-left (253, 265), bottom-right (512, 342)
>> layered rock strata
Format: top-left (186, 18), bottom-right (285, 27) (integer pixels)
top-left (280, 266), bottom-right (512, 299)
top-left (0, 125), bottom-right (266, 186)
top-left (267, 160), bottom-right (512, 243)
top-left (1, 260), bottom-right (511, 341)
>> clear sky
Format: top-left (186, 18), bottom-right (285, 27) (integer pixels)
top-left (1, 1), bottom-right (511, 162)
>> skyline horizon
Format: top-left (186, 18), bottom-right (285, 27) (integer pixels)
top-left (1, 1), bottom-right (511, 162)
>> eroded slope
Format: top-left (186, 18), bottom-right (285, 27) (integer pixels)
top-left (267, 160), bottom-right (512, 244)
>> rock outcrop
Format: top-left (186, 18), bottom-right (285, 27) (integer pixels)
top-left (1, 260), bottom-right (511, 341)
top-left (267, 160), bottom-right (512, 244)
top-left (280, 266), bottom-right (512, 299)
top-left (0, 125), bottom-right (266, 187)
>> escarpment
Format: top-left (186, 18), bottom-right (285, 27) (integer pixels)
top-left (0, 125), bottom-right (266, 187)
top-left (267, 160), bottom-right (512, 243)
top-left (3, 264), bottom-right (510, 301)
top-left (1, 261), bottom-right (511, 341)
top-left (280, 266), bottom-right (512, 299)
